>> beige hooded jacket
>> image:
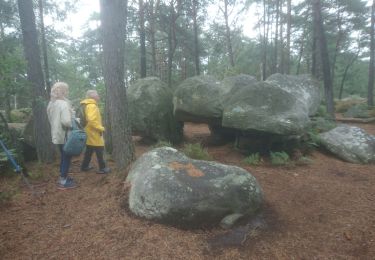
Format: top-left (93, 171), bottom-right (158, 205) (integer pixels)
top-left (47, 99), bottom-right (72, 144)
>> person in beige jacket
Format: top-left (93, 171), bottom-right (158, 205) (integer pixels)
top-left (47, 82), bottom-right (77, 190)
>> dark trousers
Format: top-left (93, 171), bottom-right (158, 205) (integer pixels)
top-left (58, 144), bottom-right (72, 179)
top-left (81, 145), bottom-right (106, 170)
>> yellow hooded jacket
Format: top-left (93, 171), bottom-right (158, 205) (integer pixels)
top-left (80, 98), bottom-right (105, 146)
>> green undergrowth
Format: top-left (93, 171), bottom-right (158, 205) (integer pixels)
top-left (182, 143), bottom-right (212, 161)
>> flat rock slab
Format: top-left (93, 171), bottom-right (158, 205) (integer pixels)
top-left (319, 124), bottom-right (375, 164)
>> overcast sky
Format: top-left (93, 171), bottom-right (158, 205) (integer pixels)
top-left (45, 0), bottom-right (373, 40)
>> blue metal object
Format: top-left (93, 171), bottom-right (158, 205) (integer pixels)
top-left (0, 139), bottom-right (22, 173)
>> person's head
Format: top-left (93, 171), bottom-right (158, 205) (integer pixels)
top-left (86, 89), bottom-right (100, 102)
top-left (50, 82), bottom-right (69, 101)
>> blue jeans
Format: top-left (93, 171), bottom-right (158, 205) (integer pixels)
top-left (58, 144), bottom-right (72, 179)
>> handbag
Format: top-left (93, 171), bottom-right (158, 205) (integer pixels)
top-left (63, 119), bottom-right (87, 156)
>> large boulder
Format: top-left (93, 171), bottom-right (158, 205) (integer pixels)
top-left (266, 74), bottom-right (321, 116)
top-left (221, 74), bottom-right (258, 106)
top-left (173, 75), bottom-right (224, 124)
top-left (222, 81), bottom-right (310, 135)
top-left (128, 77), bottom-right (183, 143)
top-left (319, 125), bottom-right (375, 164)
top-left (126, 147), bottom-right (263, 228)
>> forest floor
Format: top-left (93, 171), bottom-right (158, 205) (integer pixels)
top-left (1, 120), bottom-right (375, 259)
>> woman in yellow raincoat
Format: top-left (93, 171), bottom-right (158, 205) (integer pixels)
top-left (80, 90), bottom-right (110, 174)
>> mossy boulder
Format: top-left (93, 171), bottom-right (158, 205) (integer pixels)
top-left (126, 147), bottom-right (263, 228)
top-left (173, 75), bottom-right (224, 124)
top-left (319, 125), bottom-right (375, 164)
top-left (128, 77), bottom-right (183, 143)
top-left (222, 81), bottom-right (310, 135)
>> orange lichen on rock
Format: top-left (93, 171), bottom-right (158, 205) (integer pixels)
top-left (168, 162), bottom-right (205, 177)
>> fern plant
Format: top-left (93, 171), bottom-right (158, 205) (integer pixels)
top-left (270, 151), bottom-right (290, 166)
top-left (243, 153), bottom-right (261, 166)
top-left (182, 143), bottom-right (212, 161)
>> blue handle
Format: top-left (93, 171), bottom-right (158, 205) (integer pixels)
top-left (0, 139), bottom-right (22, 173)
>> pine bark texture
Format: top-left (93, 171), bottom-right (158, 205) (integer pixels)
top-left (100, 0), bottom-right (134, 169)
top-left (38, 0), bottom-right (50, 97)
top-left (18, 0), bottom-right (54, 163)
top-left (139, 0), bottom-right (147, 78)
top-left (313, 0), bottom-right (335, 118)
top-left (192, 0), bottom-right (200, 75)
top-left (368, 0), bottom-right (375, 107)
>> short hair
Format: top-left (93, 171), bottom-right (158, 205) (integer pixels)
top-left (86, 89), bottom-right (98, 99)
top-left (50, 82), bottom-right (69, 101)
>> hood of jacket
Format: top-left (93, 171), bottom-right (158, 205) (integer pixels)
top-left (80, 98), bottom-right (97, 105)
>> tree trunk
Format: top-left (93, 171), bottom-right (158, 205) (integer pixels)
top-left (279, 0), bottom-right (284, 74)
top-left (368, 0), bottom-right (375, 107)
top-left (139, 0), bottom-right (147, 78)
top-left (262, 0), bottom-right (267, 79)
top-left (313, 0), bottom-right (335, 118)
top-left (339, 53), bottom-right (359, 100)
top-left (273, 0), bottom-right (280, 74)
top-left (100, 0), bottom-right (134, 169)
top-left (223, 0), bottom-right (235, 68)
top-left (17, 0), bottom-right (54, 163)
top-left (192, 0), bottom-right (200, 75)
top-left (167, 0), bottom-right (177, 88)
top-left (38, 0), bottom-right (50, 97)
top-left (296, 25), bottom-right (307, 75)
top-left (148, 0), bottom-right (159, 76)
top-left (5, 91), bottom-right (12, 123)
top-left (311, 4), bottom-right (317, 77)
top-left (331, 4), bottom-right (343, 90)
top-left (285, 0), bottom-right (291, 74)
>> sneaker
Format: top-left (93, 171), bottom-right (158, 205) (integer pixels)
top-left (81, 166), bottom-right (94, 172)
top-left (97, 167), bottom-right (111, 174)
top-left (57, 177), bottom-right (77, 190)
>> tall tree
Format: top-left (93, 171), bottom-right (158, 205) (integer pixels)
top-left (38, 0), bottom-right (50, 96)
top-left (192, 0), bottom-right (200, 75)
top-left (221, 0), bottom-right (235, 68)
top-left (313, 0), bottom-right (334, 118)
top-left (368, 0), bottom-right (375, 107)
top-left (285, 0), bottom-right (291, 74)
top-left (100, 0), bottom-right (134, 169)
top-left (139, 0), bottom-right (147, 78)
top-left (17, 0), bottom-right (54, 162)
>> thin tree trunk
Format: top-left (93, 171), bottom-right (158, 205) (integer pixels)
top-left (223, 0), bottom-right (235, 67)
top-left (279, 0), bottom-right (284, 74)
top-left (38, 0), bottom-right (50, 97)
top-left (339, 53), bottom-right (359, 100)
top-left (139, 0), bottom-right (147, 78)
top-left (5, 91), bottom-right (12, 123)
top-left (296, 23), bottom-right (307, 75)
top-left (18, 0), bottom-right (54, 162)
top-left (167, 0), bottom-right (175, 88)
top-left (311, 4), bottom-right (317, 77)
top-left (262, 0), bottom-right (267, 79)
top-left (313, 0), bottom-right (335, 118)
top-left (100, 0), bottom-right (134, 169)
top-left (148, 0), bottom-right (159, 76)
top-left (368, 0), bottom-right (375, 107)
top-left (273, 0), bottom-right (280, 74)
top-left (285, 0), bottom-right (291, 74)
top-left (192, 0), bottom-right (200, 75)
top-left (331, 2), bottom-right (343, 90)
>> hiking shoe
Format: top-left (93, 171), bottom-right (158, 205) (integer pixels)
top-left (97, 167), bottom-right (111, 174)
top-left (57, 177), bottom-right (77, 190)
top-left (81, 166), bottom-right (94, 172)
